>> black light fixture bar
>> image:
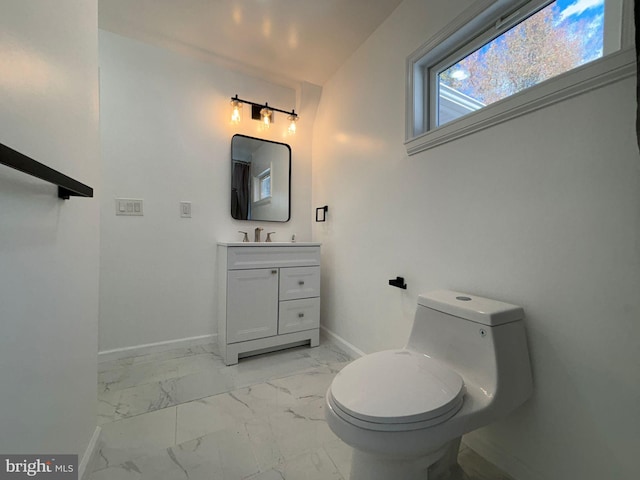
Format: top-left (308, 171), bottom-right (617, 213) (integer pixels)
top-left (231, 95), bottom-right (298, 119)
top-left (0, 142), bottom-right (94, 200)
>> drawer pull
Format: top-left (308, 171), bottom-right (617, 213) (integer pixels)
top-left (298, 313), bottom-right (305, 318)
top-left (298, 280), bottom-right (305, 285)
top-left (271, 270), bottom-right (278, 274)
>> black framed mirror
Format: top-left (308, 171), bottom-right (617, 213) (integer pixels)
top-left (231, 134), bottom-right (291, 222)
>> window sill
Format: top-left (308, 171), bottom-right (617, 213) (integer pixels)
top-left (253, 197), bottom-right (272, 207)
top-left (404, 48), bottom-right (636, 156)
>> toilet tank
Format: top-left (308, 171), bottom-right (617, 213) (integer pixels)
top-left (406, 290), bottom-right (532, 412)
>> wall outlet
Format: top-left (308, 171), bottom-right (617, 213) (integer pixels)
top-left (180, 201), bottom-right (192, 218)
top-left (115, 198), bottom-right (143, 216)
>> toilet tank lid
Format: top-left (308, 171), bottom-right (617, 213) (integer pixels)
top-left (418, 290), bottom-right (524, 326)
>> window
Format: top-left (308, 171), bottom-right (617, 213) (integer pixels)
top-left (435, 0), bottom-right (608, 127)
top-left (405, 0), bottom-right (635, 154)
top-left (259, 170), bottom-right (271, 200)
top-left (252, 167), bottom-right (272, 205)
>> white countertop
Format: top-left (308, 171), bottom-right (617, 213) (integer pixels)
top-left (217, 242), bottom-right (321, 247)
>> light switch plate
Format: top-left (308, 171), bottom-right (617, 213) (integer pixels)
top-left (180, 201), bottom-right (192, 218)
top-left (116, 198), bottom-right (143, 216)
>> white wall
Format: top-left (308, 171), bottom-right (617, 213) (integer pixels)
top-left (312, 1), bottom-right (640, 479)
top-left (98, 31), bottom-right (318, 352)
top-left (0, 0), bottom-right (99, 457)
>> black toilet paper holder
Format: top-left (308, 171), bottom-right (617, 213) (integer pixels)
top-left (389, 276), bottom-right (407, 289)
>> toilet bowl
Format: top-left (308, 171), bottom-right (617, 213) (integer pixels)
top-left (325, 290), bottom-right (533, 480)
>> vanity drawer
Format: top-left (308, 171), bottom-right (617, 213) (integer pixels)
top-left (279, 266), bottom-right (320, 300)
top-left (227, 246), bottom-right (320, 270)
top-left (278, 298), bottom-right (320, 335)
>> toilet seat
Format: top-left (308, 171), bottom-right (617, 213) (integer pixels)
top-left (329, 349), bottom-right (465, 432)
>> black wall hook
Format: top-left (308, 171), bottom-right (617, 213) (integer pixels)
top-left (389, 276), bottom-right (407, 289)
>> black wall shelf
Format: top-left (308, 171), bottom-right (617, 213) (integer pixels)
top-left (0, 142), bottom-right (93, 200)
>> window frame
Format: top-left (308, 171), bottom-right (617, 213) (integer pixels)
top-left (252, 166), bottom-right (272, 206)
top-left (405, 0), bottom-right (636, 155)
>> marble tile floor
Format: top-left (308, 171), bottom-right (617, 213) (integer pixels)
top-left (93, 340), bottom-right (514, 480)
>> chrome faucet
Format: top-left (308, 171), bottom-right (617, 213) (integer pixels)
top-left (254, 227), bottom-right (264, 242)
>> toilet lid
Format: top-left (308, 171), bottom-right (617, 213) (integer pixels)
top-left (330, 350), bottom-right (464, 425)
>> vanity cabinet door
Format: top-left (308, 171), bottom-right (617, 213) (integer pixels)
top-left (227, 269), bottom-right (278, 343)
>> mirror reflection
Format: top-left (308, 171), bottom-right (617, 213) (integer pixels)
top-left (231, 134), bottom-right (291, 222)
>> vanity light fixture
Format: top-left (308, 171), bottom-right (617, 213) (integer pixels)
top-left (229, 95), bottom-right (299, 133)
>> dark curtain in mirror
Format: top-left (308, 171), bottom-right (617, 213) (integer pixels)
top-left (231, 161), bottom-right (250, 220)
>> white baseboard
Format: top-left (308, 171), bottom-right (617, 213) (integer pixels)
top-left (320, 325), bottom-right (366, 359)
top-left (78, 426), bottom-right (101, 480)
top-left (98, 334), bottom-right (216, 363)
top-left (463, 431), bottom-right (545, 480)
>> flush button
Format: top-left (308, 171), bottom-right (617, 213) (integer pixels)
top-left (456, 296), bottom-right (472, 301)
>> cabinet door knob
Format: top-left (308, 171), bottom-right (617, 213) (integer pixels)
top-left (271, 270), bottom-right (278, 274)
top-left (298, 313), bottom-right (304, 318)
top-left (298, 280), bottom-right (305, 285)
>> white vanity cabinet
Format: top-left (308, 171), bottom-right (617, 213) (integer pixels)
top-left (217, 242), bottom-right (321, 365)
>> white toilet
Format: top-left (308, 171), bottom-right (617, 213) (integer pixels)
top-left (325, 290), bottom-right (533, 480)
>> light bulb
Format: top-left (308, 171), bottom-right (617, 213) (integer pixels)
top-left (287, 114), bottom-right (298, 135)
top-left (231, 105), bottom-right (241, 124)
top-left (260, 107), bottom-right (272, 129)
top-left (230, 99), bottom-right (242, 124)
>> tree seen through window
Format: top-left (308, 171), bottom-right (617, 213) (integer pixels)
top-left (438, 0), bottom-right (605, 125)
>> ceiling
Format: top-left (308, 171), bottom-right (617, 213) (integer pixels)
top-left (98, 0), bottom-right (404, 86)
